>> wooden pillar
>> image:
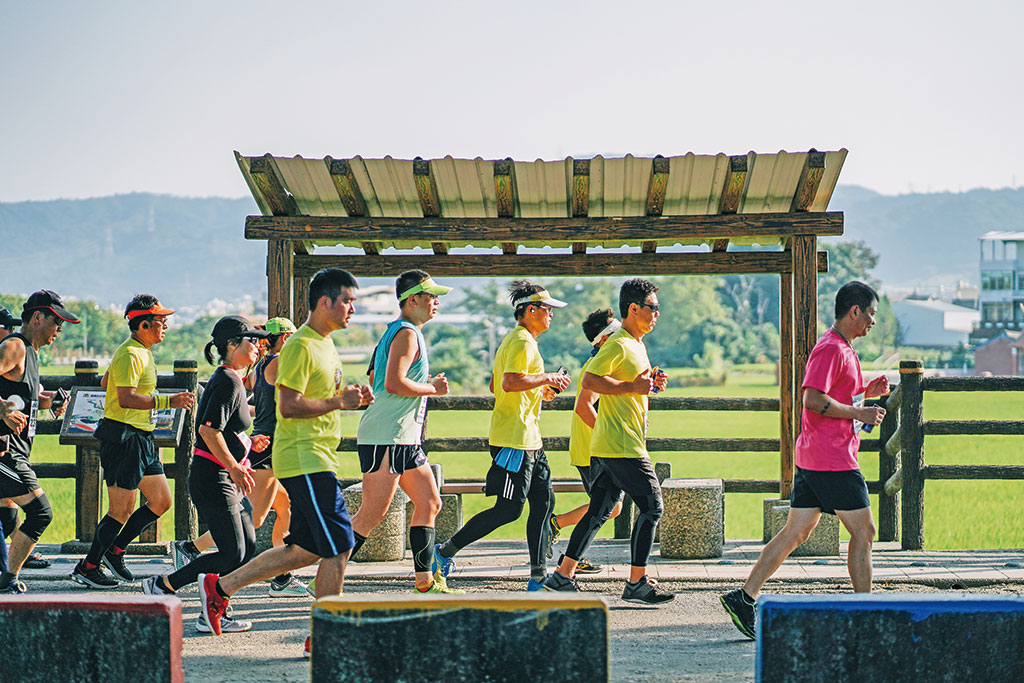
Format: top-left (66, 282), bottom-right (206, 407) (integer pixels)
top-left (899, 360), bottom-right (925, 550)
top-left (779, 272), bottom-right (794, 498)
top-left (791, 235), bottom-right (817, 439)
top-left (72, 361), bottom-right (102, 542)
top-left (292, 272), bottom-right (310, 326)
top-left (173, 360), bottom-right (199, 541)
top-left (268, 239), bottom-right (292, 319)
top-left (877, 391), bottom-right (900, 543)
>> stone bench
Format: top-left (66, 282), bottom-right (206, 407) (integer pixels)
top-left (765, 501), bottom-right (839, 556)
top-left (757, 594), bottom-right (1024, 682)
top-left (0, 594), bottom-right (183, 682)
top-left (311, 594), bottom-right (608, 682)
top-left (659, 478), bottom-right (724, 559)
top-left (405, 463), bottom-right (462, 547)
top-left (343, 483), bottom-right (408, 562)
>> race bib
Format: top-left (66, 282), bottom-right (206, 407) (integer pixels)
top-left (414, 396), bottom-right (427, 424)
top-left (27, 399), bottom-right (38, 438)
top-left (851, 391), bottom-right (865, 434)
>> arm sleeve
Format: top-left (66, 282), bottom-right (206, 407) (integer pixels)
top-left (275, 340), bottom-right (310, 394)
top-left (197, 370), bottom-right (238, 432)
top-left (801, 343), bottom-right (842, 395)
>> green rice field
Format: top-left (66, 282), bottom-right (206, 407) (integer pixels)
top-left (22, 372), bottom-right (1024, 550)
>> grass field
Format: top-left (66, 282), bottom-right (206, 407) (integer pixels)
top-left (21, 372), bottom-right (1024, 550)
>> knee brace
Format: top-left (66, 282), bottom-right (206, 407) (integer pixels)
top-left (0, 506), bottom-right (18, 538)
top-left (19, 494), bottom-right (53, 542)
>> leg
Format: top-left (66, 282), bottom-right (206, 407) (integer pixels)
top-left (351, 462), bottom-right (401, 538)
top-left (270, 486), bottom-right (291, 546)
top-left (219, 543), bottom-right (322, 595)
top-left (247, 469), bottom-right (279, 530)
top-left (836, 507), bottom-right (875, 593)
top-left (443, 497), bottom-right (524, 555)
top-left (525, 465), bottom-right (554, 579)
top-left (742, 507), bottom-right (821, 598)
top-left (313, 552), bottom-right (349, 597)
top-left (5, 489), bottom-right (52, 575)
top-left (165, 505), bottom-right (254, 592)
top-left (399, 465), bottom-right (442, 586)
top-left (557, 479), bottom-right (623, 578)
top-left (110, 474), bottom-right (171, 551)
top-left (626, 491), bottom-right (663, 582)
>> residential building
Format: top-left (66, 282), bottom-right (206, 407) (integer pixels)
top-left (977, 231), bottom-right (1024, 338)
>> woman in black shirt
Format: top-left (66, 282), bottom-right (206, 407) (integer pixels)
top-left (143, 316), bottom-right (270, 634)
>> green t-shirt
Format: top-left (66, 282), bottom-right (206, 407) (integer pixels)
top-left (273, 325), bottom-right (345, 478)
top-left (488, 326), bottom-right (544, 450)
top-left (106, 338), bottom-right (158, 432)
top-left (587, 329), bottom-right (651, 459)
top-left (569, 356), bottom-right (596, 467)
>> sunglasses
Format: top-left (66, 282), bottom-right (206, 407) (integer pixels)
top-left (47, 314), bottom-right (65, 331)
top-left (637, 303), bottom-right (660, 313)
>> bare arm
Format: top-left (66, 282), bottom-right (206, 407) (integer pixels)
top-left (115, 386), bottom-right (194, 410)
top-left (802, 387), bottom-right (885, 425)
top-left (582, 369), bottom-right (653, 396)
top-left (573, 387), bottom-right (599, 429)
top-left (502, 372), bottom-right (570, 393)
top-left (383, 328), bottom-right (447, 397)
top-left (0, 340), bottom-right (28, 429)
top-left (277, 384), bottom-right (366, 418)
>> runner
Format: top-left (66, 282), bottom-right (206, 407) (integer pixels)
top-left (197, 268), bottom-right (372, 657)
top-left (72, 294), bottom-right (196, 588)
top-left (545, 308), bottom-right (625, 573)
top-left (433, 280), bottom-right (571, 591)
top-left (143, 316), bottom-right (272, 634)
top-left (720, 281), bottom-right (888, 639)
top-left (0, 291), bottom-right (80, 593)
top-left (352, 270), bottom-right (460, 594)
top-left (543, 278), bottom-right (674, 605)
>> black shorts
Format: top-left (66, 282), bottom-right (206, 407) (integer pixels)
top-left (249, 435), bottom-right (274, 470)
top-left (589, 457), bottom-right (661, 500)
top-left (790, 467), bottom-right (870, 515)
top-left (279, 472), bottom-right (355, 558)
top-left (576, 464), bottom-right (625, 503)
top-left (357, 444), bottom-right (429, 475)
top-left (0, 452), bottom-right (40, 498)
top-left (95, 419), bottom-right (163, 490)
top-left (189, 457), bottom-right (245, 516)
top-left (484, 446), bottom-right (551, 505)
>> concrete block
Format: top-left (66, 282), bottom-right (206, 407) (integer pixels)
top-left (343, 483), bottom-right (407, 562)
top-left (0, 594), bottom-right (183, 682)
top-left (311, 594), bottom-right (608, 682)
top-left (659, 478), bottom-right (724, 559)
top-left (405, 493), bottom-right (462, 548)
top-left (613, 495), bottom-right (640, 539)
top-left (768, 503), bottom-right (840, 556)
top-left (762, 498), bottom-right (787, 543)
top-left (255, 508), bottom-right (277, 555)
top-left (757, 594), bottom-right (1024, 683)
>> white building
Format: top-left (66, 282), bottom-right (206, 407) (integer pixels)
top-left (977, 231), bottom-right (1024, 333)
top-left (890, 298), bottom-right (980, 347)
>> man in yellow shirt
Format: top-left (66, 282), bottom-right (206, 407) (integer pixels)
top-left (73, 294), bottom-right (195, 588)
top-left (544, 278), bottom-right (674, 605)
top-left (434, 280), bottom-right (571, 590)
top-left (198, 268), bottom-right (372, 655)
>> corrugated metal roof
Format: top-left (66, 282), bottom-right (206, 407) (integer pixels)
top-left (237, 150), bottom-right (847, 250)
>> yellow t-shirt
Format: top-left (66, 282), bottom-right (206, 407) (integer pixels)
top-left (273, 325), bottom-right (345, 478)
top-left (587, 328), bottom-right (651, 459)
top-left (569, 356), bottom-right (596, 467)
top-left (106, 338), bottom-right (158, 432)
top-left (489, 326), bottom-right (544, 450)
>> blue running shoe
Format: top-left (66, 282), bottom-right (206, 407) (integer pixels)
top-left (431, 544), bottom-right (456, 581)
top-left (527, 575), bottom-right (550, 592)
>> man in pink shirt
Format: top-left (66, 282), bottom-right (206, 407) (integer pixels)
top-left (721, 281), bottom-right (889, 640)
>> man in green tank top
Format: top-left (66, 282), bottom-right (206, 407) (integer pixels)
top-left (351, 270), bottom-right (458, 593)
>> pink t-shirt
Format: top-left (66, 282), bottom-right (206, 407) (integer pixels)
top-left (795, 329), bottom-right (864, 471)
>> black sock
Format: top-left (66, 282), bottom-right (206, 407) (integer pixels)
top-left (156, 576), bottom-right (175, 594)
top-left (85, 515), bottom-right (125, 566)
top-left (273, 573), bottom-right (292, 584)
top-left (741, 589), bottom-right (756, 604)
top-left (350, 532), bottom-right (367, 559)
top-left (215, 579), bottom-right (230, 600)
top-left (0, 507), bottom-right (18, 538)
top-left (111, 506), bottom-right (160, 550)
top-left (410, 526), bottom-right (435, 574)
top-left (183, 540), bottom-right (200, 556)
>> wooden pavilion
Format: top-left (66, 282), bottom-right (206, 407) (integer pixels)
top-left (238, 149), bottom-right (847, 497)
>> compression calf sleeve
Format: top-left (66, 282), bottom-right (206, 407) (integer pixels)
top-left (85, 515), bottom-right (125, 566)
top-left (410, 526), bottom-right (435, 573)
top-left (111, 506), bottom-right (160, 551)
top-left (350, 532), bottom-right (367, 560)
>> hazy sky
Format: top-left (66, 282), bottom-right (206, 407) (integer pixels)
top-left (2, 1), bottom-right (1021, 202)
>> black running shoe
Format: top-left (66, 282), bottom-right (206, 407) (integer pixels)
top-left (575, 557), bottom-right (603, 574)
top-left (720, 589), bottom-right (756, 640)
top-left (542, 571), bottom-right (581, 593)
top-left (24, 552), bottom-right (51, 569)
top-left (545, 513), bottom-right (561, 559)
top-left (622, 576), bottom-right (675, 605)
top-left (103, 550), bottom-right (135, 582)
top-left (71, 560), bottom-right (120, 589)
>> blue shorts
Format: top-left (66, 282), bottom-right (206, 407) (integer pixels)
top-left (279, 472), bottom-right (355, 559)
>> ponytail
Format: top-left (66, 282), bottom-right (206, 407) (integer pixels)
top-left (203, 340), bottom-right (217, 365)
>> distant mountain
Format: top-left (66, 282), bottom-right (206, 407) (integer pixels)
top-left (3, 187), bottom-right (1022, 306)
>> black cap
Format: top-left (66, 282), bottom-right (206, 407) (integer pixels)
top-left (0, 307), bottom-right (21, 329)
top-left (23, 290), bottom-right (80, 324)
top-left (211, 315), bottom-right (271, 346)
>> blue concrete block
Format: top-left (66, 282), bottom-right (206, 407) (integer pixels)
top-left (757, 594), bottom-right (1024, 683)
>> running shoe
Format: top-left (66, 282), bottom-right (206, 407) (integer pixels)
top-left (431, 544), bottom-right (456, 581)
top-left (198, 573), bottom-right (228, 636)
top-left (415, 579), bottom-right (466, 594)
top-left (545, 513), bottom-right (561, 559)
top-left (102, 550), bottom-right (135, 583)
top-left (195, 614), bottom-right (252, 634)
top-left (720, 589), bottom-right (756, 640)
top-left (71, 559), bottom-right (120, 589)
top-left (0, 578), bottom-right (27, 594)
top-left (542, 571), bottom-right (580, 593)
top-left (621, 576), bottom-right (675, 605)
top-left (527, 575), bottom-right (550, 592)
top-left (558, 553), bottom-right (603, 574)
top-left (306, 577), bottom-right (317, 597)
top-left (172, 540), bottom-right (200, 571)
top-left (303, 636), bottom-right (312, 659)
top-left (141, 576), bottom-right (164, 596)
top-left (23, 552), bottom-right (51, 569)
top-left (269, 574), bottom-right (311, 598)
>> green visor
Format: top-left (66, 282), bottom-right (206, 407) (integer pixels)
top-left (398, 277), bottom-right (453, 302)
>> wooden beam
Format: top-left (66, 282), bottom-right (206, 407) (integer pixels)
top-left (493, 158), bottom-right (515, 217)
top-left (791, 235), bottom-right (818, 436)
top-left (642, 242), bottom-right (657, 253)
top-left (325, 156), bottom-right (377, 254)
top-left (572, 159), bottom-right (589, 253)
top-left (267, 239), bottom-right (292, 319)
top-left (294, 250), bottom-right (830, 278)
top-left (779, 268), bottom-right (794, 498)
top-left (246, 211), bottom-right (844, 243)
top-left (249, 154), bottom-right (299, 217)
top-left (790, 149), bottom-right (826, 212)
top-left (412, 157), bottom-right (448, 255)
top-left (645, 155), bottom-right (670, 216)
top-left (715, 154), bottom-right (748, 252)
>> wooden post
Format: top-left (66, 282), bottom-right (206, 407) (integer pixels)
top-left (791, 236), bottom-right (817, 438)
top-left (877, 391), bottom-right (900, 542)
top-left (292, 272), bottom-right (309, 326)
top-left (779, 271), bottom-right (794, 498)
top-left (267, 239), bottom-right (292, 319)
top-left (613, 497), bottom-right (634, 539)
top-left (73, 361), bottom-right (102, 542)
top-left (173, 360), bottom-right (199, 541)
top-left (899, 360), bottom-right (925, 549)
